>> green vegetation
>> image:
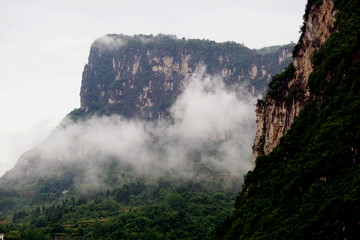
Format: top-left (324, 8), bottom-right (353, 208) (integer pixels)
top-left (214, 0), bottom-right (360, 238)
top-left (266, 62), bottom-right (295, 101)
top-left (0, 179), bottom-right (237, 239)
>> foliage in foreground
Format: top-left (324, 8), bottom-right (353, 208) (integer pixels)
top-left (0, 179), bottom-right (236, 240)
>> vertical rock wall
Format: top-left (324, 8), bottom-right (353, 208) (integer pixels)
top-left (253, 0), bottom-right (338, 161)
top-left (78, 35), bottom-right (294, 120)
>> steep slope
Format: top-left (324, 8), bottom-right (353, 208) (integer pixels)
top-left (253, 0), bottom-right (338, 160)
top-left (75, 34), bottom-right (293, 120)
top-left (215, 0), bottom-right (360, 239)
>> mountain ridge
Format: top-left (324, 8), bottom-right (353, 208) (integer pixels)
top-left (75, 34), bottom-right (294, 120)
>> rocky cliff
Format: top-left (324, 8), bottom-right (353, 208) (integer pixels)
top-left (76, 34), bottom-right (294, 120)
top-left (253, 0), bottom-right (338, 161)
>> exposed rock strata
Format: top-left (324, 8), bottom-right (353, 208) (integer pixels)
top-left (253, 0), bottom-right (338, 161)
top-left (79, 35), bottom-right (294, 120)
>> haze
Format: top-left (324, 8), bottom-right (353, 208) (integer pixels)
top-left (0, 0), bottom-right (307, 176)
top-left (6, 71), bottom-right (256, 191)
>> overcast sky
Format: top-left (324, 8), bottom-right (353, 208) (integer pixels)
top-left (0, 0), bottom-right (307, 177)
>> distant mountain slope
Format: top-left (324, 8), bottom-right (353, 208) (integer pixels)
top-left (0, 35), bottom-right (294, 239)
top-left (214, 0), bottom-right (360, 239)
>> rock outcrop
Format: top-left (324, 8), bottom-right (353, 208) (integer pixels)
top-left (78, 34), bottom-right (294, 120)
top-left (253, 0), bottom-right (338, 161)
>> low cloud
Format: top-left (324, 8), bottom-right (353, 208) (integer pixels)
top-left (93, 34), bottom-right (179, 54)
top-left (4, 67), bottom-right (257, 192)
top-left (94, 35), bottom-right (128, 53)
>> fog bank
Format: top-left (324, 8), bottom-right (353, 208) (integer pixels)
top-left (4, 68), bottom-right (257, 191)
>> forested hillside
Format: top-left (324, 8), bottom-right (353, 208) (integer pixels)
top-left (214, 0), bottom-right (360, 239)
top-left (0, 179), bottom-right (237, 239)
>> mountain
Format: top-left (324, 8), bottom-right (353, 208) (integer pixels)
top-left (0, 36), bottom-right (294, 239)
top-left (73, 34), bottom-right (294, 120)
top-left (0, 35), bottom-right (294, 191)
top-left (214, 0), bottom-right (360, 239)
top-left (0, 36), bottom-right (294, 191)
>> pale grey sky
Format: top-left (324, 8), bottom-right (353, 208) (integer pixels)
top-left (0, 0), bottom-right (307, 176)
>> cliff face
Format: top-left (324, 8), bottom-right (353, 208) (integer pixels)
top-left (253, 0), bottom-right (338, 161)
top-left (78, 35), bottom-right (294, 120)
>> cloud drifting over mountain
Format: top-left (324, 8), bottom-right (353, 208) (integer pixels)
top-left (3, 69), bottom-right (257, 191)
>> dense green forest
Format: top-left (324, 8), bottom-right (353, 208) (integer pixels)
top-left (214, 0), bottom-right (360, 239)
top-left (0, 146), bottom-right (243, 239)
top-left (0, 178), bottom-right (238, 239)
